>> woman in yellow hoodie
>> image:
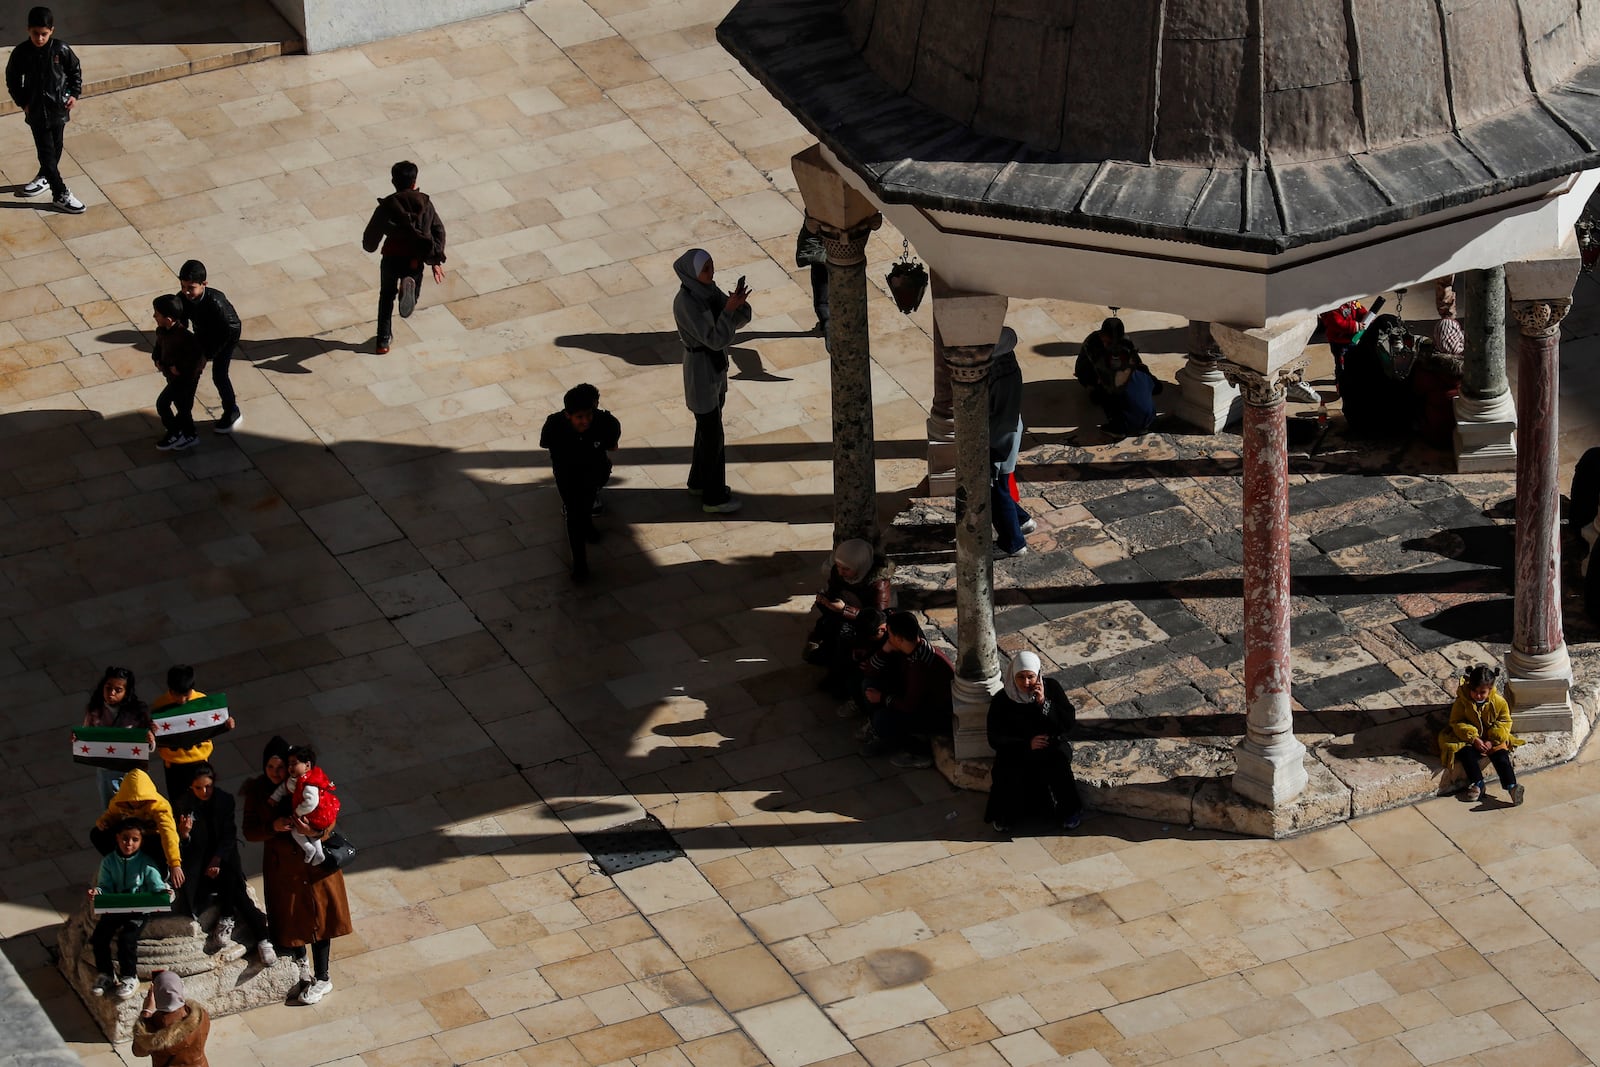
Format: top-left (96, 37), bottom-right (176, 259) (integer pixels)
top-left (93, 768), bottom-right (186, 888)
top-left (1438, 665), bottom-right (1526, 805)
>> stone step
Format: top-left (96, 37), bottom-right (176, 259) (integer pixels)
top-left (56, 898), bottom-right (301, 1043)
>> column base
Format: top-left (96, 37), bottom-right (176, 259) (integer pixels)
top-left (927, 414), bottom-right (956, 496)
top-left (1506, 645), bottom-right (1577, 732)
top-left (1452, 392), bottom-right (1517, 473)
top-left (1173, 358), bottom-right (1241, 433)
top-left (1232, 694), bottom-right (1308, 806)
top-left (951, 671), bottom-right (1001, 760)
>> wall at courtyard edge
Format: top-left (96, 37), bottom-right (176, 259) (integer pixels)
top-left (0, 948), bottom-right (76, 1067)
top-left (267, 0), bottom-right (525, 53)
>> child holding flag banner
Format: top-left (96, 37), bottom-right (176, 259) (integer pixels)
top-left (150, 666), bottom-right (235, 800)
top-left (89, 820), bottom-right (171, 1000)
top-left (92, 769), bottom-right (185, 890)
top-left (80, 666), bottom-right (152, 807)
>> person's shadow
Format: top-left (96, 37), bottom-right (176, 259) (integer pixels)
top-left (94, 330), bottom-right (370, 373)
top-left (554, 329), bottom-right (813, 382)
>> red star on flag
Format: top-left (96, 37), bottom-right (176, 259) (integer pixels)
top-left (132, 747), bottom-right (142, 756)
top-left (186, 718), bottom-right (197, 727)
top-left (80, 745), bottom-right (91, 754)
top-left (160, 722), bottom-right (172, 731)
top-left (105, 745), bottom-right (117, 754)
top-left (211, 713), bottom-right (222, 722)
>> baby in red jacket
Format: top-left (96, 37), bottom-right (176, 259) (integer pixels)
top-left (270, 745), bottom-right (341, 864)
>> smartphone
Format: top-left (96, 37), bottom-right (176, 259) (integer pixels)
top-left (736, 275), bottom-right (747, 292)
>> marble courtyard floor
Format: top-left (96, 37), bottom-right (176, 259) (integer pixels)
top-left (4, 3), bottom-right (1600, 1066)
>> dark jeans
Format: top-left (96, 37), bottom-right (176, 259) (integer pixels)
top-left (157, 375), bottom-right (199, 437)
top-left (688, 405), bottom-right (729, 505)
top-left (991, 476), bottom-right (1032, 553)
top-left (289, 938), bottom-right (331, 982)
top-left (184, 854), bottom-right (270, 938)
top-left (92, 915), bottom-right (146, 978)
top-left (29, 119), bottom-right (66, 198)
top-left (1458, 746), bottom-right (1517, 790)
top-left (211, 342), bottom-right (237, 415)
top-left (810, 263), bottom-right (829, 330)
top-left (377, 256), bottom-right (423, 342)
top-left (559, 485), bottom-right (598, 572)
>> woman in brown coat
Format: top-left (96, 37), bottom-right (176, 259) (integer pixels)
top-left (241, 735), bottom-right (352, 1005)
top-left (132, 971), bottom-right (209, 1067)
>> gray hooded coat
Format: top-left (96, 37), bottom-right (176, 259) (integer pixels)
top-left (988, 327), bottom-right (1024, 478)
top-left (673, 250), bottom-right (753, 415)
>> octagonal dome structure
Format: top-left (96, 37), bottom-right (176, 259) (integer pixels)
top-left (719, 0), bottom-right (1600, 324)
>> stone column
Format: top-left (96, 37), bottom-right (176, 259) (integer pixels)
top-left (1505, 240), bottom-right (1580, 731)
top-left (934, 289), bottom-right (1010, 759)
top-left (1214, 318), bottom-right (1317, 807)
top-left (927, 283), bottom-right (957, 494)
top-left (1174, 320), bottom-right (1242, 432)
top-left (792, 145), bottom-right (884, 547)
top-left (1454, 266), bottom-right (1517, 473)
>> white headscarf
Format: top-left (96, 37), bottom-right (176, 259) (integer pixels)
top-left (832, 539), bottom-right (874, 579)
top-left (1002, 649), bottom-right (1042, 703)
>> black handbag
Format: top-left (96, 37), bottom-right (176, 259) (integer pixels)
top-left (320, 831), bottom-right (356, 870)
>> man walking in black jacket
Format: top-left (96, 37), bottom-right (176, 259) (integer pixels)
top-left (361, 160), bottom-right (447, 354)
top-left (6, 6), bottom-right (85, 213)
top-left (176, 260), bottom-right (244, 433)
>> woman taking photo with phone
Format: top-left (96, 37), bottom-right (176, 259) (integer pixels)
top-left (673, 247), bottom-right (752, 515)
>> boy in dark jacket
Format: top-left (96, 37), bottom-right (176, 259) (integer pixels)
top-left (361, 160), bottom-right (447, 354)
top-left (176, 261), bottom-right (243, 433)
top-left (150, 294), bottom-right (205, 452)
top-left (860, 612), bottom-right (954, 768)
top-left (6, 6), bottom-right (84, 212)
top-left (539, 383), bottom-right (622, 581)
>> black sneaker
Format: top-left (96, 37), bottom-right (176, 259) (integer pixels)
top-left (156, 432), bottom-right (181, 451)
top-left (398, 276), bottom-right (418, 318)
top-left (591, 489), bottom-right (604, 515)
top-left (214, 409), bottom-right (243, 434)
top-left (173, 432), bottom-right (200, 451)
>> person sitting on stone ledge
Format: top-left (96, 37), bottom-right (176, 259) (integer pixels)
top-left (88, 819), bottom-right (171, 1001)
top-left (822, 606), bottom-right (885, 708)
top-left (1338, 313), bottom-right (1420, 436)
top-left (176, 762), bottom-right (276, 965)
top-left (985, 650), bottom-right (1082, 834)
top-left (92, 767), bottom-right (185, 892)
top-left (1074, 316), bottom-right (1158, 438)
top-left (802, 538), bottom-right (893, 666)
top-left (1438, 664), bottom-right (1525, 805)
top-left (858, 612), bottom-right (953, 770)
top-left (133, 970), bottom-right (210, 1067)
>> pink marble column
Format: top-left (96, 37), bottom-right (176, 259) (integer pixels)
top-left (1220, 365), bottom-right (1308, 805)
top-left (1505, 299), bottom-right (1573, 728)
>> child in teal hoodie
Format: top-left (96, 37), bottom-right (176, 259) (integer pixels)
top-left (89, 820), bottom-right (170, 999)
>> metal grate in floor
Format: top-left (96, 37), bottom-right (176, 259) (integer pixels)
top-left (573, 814), bottom-right (685, 876)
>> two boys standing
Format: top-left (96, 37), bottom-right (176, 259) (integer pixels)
top-left (149, 261), bottom-right (243, 450)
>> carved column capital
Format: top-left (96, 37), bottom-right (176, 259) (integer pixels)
top-left (1220, 359), bottom-right (1307, 407)
top-left (944, 343), bottom-right (994, 384)
top-left (1510, 299), bottom-right (1571, 339)
top-left (811, 214), bottom-right (882, 267)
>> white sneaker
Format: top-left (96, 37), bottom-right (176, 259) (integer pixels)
top-left (1019, 518), bottom-right (1038, 535)
top-left (53, 191), bottom-right (86, 214)
top-left (257, 940), bottom-right (278, 965)
top-left (1286, 380), bottom-right (1320, 404)
top-left (297, 978), bottom-right (332, 1005)
top-left (206, 917), bottom-right (236, 954)
top-left (296, 957), bottom-right (314, 983)
top-left (115, 976), bottom-right (139, 1000)
top-left (19, 175), bottom-right (49, 197)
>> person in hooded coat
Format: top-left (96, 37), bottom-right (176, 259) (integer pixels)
top-left (804, 538), bottom-right (894, 664)
top-left (985, 651), bottom-right (1082, 833)
top-left (1074, 317), bottom-right (1157, 436)
top-left (132, 970), bottom-right (210, 1067)
top-left (673, 248), bottom-right (752, 513)
top-left (361, 160), bottom-right (447, 354)
top-left (92, 768), bottom-right (185, 888)
top-left (988, 327), bottom-right (1034, 557)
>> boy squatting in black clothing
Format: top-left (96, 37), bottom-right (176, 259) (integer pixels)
top-left (539, 383), bottom-right (621, 581)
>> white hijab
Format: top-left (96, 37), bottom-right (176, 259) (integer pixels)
top-left (1002, 650), bottom-right (1042, 703)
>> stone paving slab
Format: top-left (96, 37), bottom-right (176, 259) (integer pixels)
top-left (4, 3), bottom-right (1600, 1067)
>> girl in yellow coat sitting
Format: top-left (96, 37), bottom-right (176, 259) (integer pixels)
top-left (1438, 665), bottom-right (1526, 805)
